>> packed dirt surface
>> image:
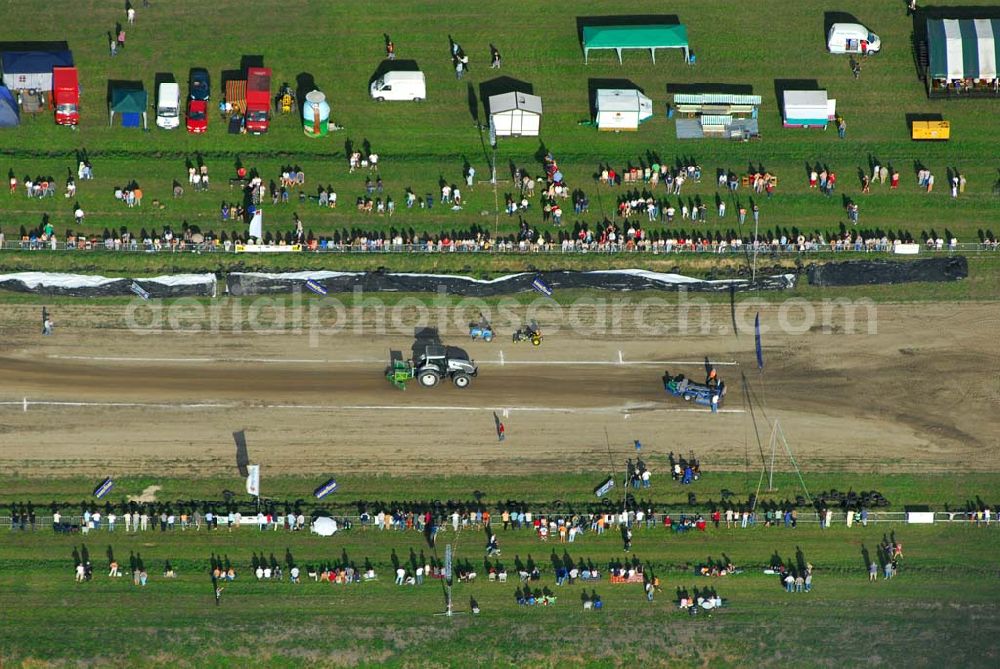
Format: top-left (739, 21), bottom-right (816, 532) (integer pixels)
top-left (0, 299), bottom-right (997, 476)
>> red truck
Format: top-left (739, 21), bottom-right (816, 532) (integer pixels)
top-left (52, 66), bottom-right (79, 126)
top-left (244, 67), bottom-right (271, 134)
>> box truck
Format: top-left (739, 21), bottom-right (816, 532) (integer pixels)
top-left (52, 66), bottom-right (79, 126)
top-left (244, 67), bottom-right (271, 133)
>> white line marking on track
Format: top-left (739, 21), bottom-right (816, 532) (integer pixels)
top-left (46, 354), bottom-right (740, 367)
top-left (1, 399), bottom-right (743, 414)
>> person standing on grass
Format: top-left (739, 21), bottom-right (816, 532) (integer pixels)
top-left (109, 33), bottom-right (117, 57)
top-left (490, 44), bottom-right (501, 69)
top-left (838, 117), bottom-right (847, 139)
top-left (118, 29), bottom-right (126, 51)
top-left (869, 562), bottom-right (877, 582)
top-left (127, 5), bottom-right (136, 24)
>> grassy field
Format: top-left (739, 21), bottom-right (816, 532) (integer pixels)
top-left (1, 473), bottom-right (999, 668)
top-left (3, 2), bottom-right (1000, 667)
top-left (0, 0), bottom-right (997, 251)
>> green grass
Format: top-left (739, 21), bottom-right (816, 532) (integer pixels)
top-left (0, 0), bottom-right (997, 251)
top-left (1, 481), bottom-right (999, 667)
top-left (3, 2), bottom-right (1000, 666)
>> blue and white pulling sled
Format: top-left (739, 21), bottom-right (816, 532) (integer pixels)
top-left (663, 371), bottom-right (726, 408)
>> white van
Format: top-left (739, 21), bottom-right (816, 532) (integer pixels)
top-left (156, 82), bottom-right (181, 129)
top-left (370, 71), bottom-right (426, 102)
top-left (827, 23), bottom-right (881, 54)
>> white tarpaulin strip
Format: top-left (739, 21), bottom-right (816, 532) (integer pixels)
top-left (944, 19), bottom-right (965, 80)
top-left (974, 19), bottom-right (997, 80)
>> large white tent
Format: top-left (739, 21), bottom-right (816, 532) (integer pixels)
top-left (595, 88), bottom-right (653, 131)
top-left (488, 91), bottom-right (542, 137)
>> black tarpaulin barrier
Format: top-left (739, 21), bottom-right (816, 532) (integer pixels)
top-left (226, 270), bottom-right (796, 297)
top-left (0, 272), bottom-right (217, 297)
top-left (807, 256), bottom-right (968, 286)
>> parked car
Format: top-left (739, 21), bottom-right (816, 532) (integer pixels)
top-left (189, 67), bottom-right (210, 101)
top-left (186, 98), bottom-right (207, 133)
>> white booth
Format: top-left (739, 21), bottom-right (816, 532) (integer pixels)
top-left (489, 91), bottom-right (542, 137)
top-left (595, 88), bottom-right (653, 131)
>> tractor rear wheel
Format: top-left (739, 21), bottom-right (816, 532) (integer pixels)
top-left (452, 372), bottom-right (471, 388)
top-left (531, 336), bottom-right (542, 346)
top-left (418, 370), bottom-right (440, 387)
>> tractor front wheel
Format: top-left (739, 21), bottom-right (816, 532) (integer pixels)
top-left (452, 373), bottom-right (471, 388)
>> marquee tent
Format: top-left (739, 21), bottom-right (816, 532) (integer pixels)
top-left (594, 88), bottom-right (653, 130)
top-left (108, 85), bottom-right (148, 129)
top-left (927, 18), bottom-right (1000, 80)
top-left (582, 24), bottom-right (689, 64)
top-left (0, 50), bottom-right (73, 90)
top-left (488, 91), bottom-right (542, 136)
top-left (0, 86), bottom-right (20, 127)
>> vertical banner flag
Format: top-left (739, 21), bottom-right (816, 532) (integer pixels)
top-left (246, 465), bottom-right (260, 497)
top-left (248, 209), bottom-right (263, 240)
top-left (755, 312), bottom-right (764, 370)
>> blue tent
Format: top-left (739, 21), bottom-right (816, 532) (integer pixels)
top-left (1, 50), bottom-right (73, 90)
top-left (0, 86), bottom-right (20, 127)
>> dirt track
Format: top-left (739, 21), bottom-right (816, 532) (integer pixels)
top-left (0, 300), bottom-right (998, 476)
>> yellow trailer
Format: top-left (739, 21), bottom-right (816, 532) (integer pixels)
top-left (911, 120), bottom-right (950, 140)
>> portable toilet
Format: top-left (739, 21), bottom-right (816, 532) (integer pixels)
top-left (303, 90), bottom-right (330, 137)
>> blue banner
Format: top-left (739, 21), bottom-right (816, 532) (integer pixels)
top-left (305, 279), bottom-right (328, 296)
top-left (531, 276), bottom-right (553, 297)
top-left (314, 478), bottom-right (338, 499)
top-left (755, 312), bottom-right (764, 369)
top-left (129, 282), bottom-right (150, 300)
top-left (93, 477), bottom-right (114, 498)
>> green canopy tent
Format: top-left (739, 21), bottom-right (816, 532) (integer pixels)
top-left (108, 84), bottom-right (148, 129)
top-left (582, 24), bottom-right (689, 64)
top-left (927, 18), bottom-right (1000, 81)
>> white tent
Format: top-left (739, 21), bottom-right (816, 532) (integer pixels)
top-left (488, 92), bottom-right (542, 137)
top-left (311, 517), bottom-right (338, 537)
top-left (595, 88), bottom-right (653, 131)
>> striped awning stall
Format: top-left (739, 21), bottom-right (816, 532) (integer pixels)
top-left (225, 79), bottom-right (247, 113)
top-left (927, 18), bottom-right (1000, 80)
top-left (700, 115), bottom-right (733, 126)
top-left (673, 93), bottom-right (762, 105)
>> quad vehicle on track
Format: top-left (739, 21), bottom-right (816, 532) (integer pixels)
top-left (512, 320), bottom-right (542, 346)
top-left (469, 314), bottom-right (494, 342)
